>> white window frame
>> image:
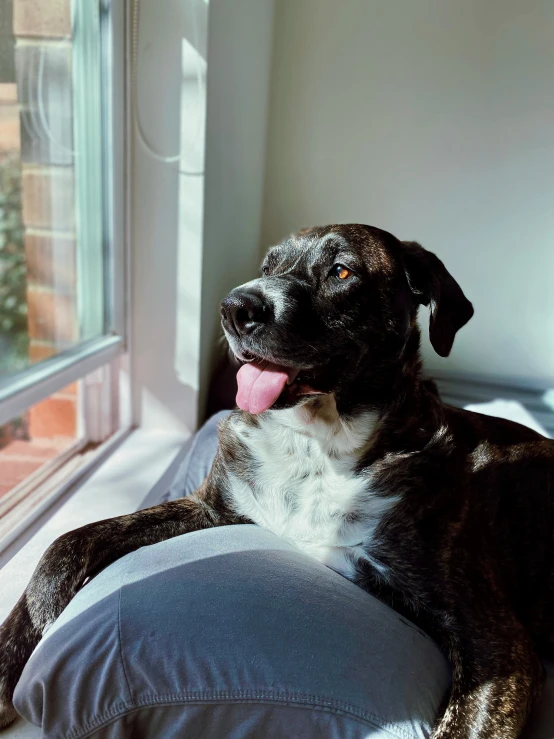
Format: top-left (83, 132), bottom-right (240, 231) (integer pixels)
top-left (0, 0), bottom-right (129, 429)
top-left (0, 0), bottom-right (131, 554)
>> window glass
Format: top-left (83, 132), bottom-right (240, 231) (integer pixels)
top-left (0, 0), bottom-right (106, 379)
top-left (0, 380), bottom-right (81, 520)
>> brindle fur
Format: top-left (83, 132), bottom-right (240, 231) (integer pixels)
top-left (1, 224), bottom-right (553, 738)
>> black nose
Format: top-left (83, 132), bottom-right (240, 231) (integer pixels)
top-left (221, 290), bottom-right (269, 336)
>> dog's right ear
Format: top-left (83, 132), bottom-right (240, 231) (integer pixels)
top-left (400, 241), bottom-right (474, 358)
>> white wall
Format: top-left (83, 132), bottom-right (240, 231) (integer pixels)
top-left (132, 0), bottom-right (205, 434)
top-left (200, 0), bottom-right (275, 415)
top-left (262, 0), bottom-right (554, 385)
top-left (131, 0), bottom-right (274, 432)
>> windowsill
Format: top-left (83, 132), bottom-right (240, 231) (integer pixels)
top-left (0, 426), bottom-right (190, 738)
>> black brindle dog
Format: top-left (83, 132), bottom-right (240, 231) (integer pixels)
top-left (1, 225), bottom-right (553, 737)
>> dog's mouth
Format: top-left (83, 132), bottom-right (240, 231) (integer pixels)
top-left (235, 350), bottom-right (332, 415)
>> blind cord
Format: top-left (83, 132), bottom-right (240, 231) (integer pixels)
top-left (131, 0), bottom-right (205, 176)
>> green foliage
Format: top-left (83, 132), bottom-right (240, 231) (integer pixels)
top-left (0, 152), bottom-right (28, 374)
top-left (0, 413), bottom-right (28, 449)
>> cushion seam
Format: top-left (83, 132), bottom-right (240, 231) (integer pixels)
top-left (174, 425), bottom-right (203, 499)
top-left (117, 574), bottom-right (132, 702)
top-left (63, 691), bottom-right (417, 739)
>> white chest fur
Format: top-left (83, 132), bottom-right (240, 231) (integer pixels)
top-left (227, 398), bottom-right (397, 580)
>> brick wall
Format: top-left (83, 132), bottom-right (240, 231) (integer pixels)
top-left (14, 0), bottom-right (77, 439)
top-left (0, 83), bottom-right (19, 151)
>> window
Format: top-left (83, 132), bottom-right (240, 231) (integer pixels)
top-left (0, 0), bottom-right (128, 547)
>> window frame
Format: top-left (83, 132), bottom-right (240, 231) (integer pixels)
top-left (0, 0), bottom-right (131, 553)
top-left (0, 0), bottom-right (128, 429)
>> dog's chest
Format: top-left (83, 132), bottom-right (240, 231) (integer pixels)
top-left (227, 408), bottom-right (395, 579)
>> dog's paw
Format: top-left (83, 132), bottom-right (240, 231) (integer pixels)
top-left (0, 697), bottom-right (17, 730)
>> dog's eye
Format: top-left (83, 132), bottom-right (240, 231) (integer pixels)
top-left (261, 265), bottom-right (269, 276)
top-left (330, 264), bottom-right (353, 280)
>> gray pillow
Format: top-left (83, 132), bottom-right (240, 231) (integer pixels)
top-left (14, 525), bottom-right (451, 739)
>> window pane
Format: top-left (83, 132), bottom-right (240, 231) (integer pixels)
top-left (0, 358), bottom-right (123, 539)
top-left (0, 0), bottom-right (107, 380)
top-left (0, 380), bottom-right (81, 511)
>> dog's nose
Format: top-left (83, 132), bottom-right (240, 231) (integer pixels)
top-left (221, 291), bottom-right (269, 335)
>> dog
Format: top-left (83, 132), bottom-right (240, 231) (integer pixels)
top-left (1, 224), bottom-right (553, 737)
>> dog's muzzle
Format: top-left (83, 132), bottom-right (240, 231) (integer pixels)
top-left (221, 289), bottom-right (270, 338)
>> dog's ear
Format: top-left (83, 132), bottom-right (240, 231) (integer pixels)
top-left (400, 241), bottom-right (474, 357)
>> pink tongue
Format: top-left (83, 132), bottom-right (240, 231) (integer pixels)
top-left (236, 361), bottom-right (297, 414)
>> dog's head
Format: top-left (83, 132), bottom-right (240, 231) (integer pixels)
top-left (221, 224), bottom-right (473, 414)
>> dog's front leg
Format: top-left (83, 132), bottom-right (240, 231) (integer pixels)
top-left (0, 487), bottom-right (241, 729)
top-left (431, 608), bottom-right (543, 738)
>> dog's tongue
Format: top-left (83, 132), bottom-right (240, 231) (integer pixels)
top-left (236, 361), bottom-right (298, 414)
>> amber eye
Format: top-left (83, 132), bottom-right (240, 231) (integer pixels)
top-left (331, 264), bottom-right (353, 280)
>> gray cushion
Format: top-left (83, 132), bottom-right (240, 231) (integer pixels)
top-left (14, 525), bottom-right (451, 739)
